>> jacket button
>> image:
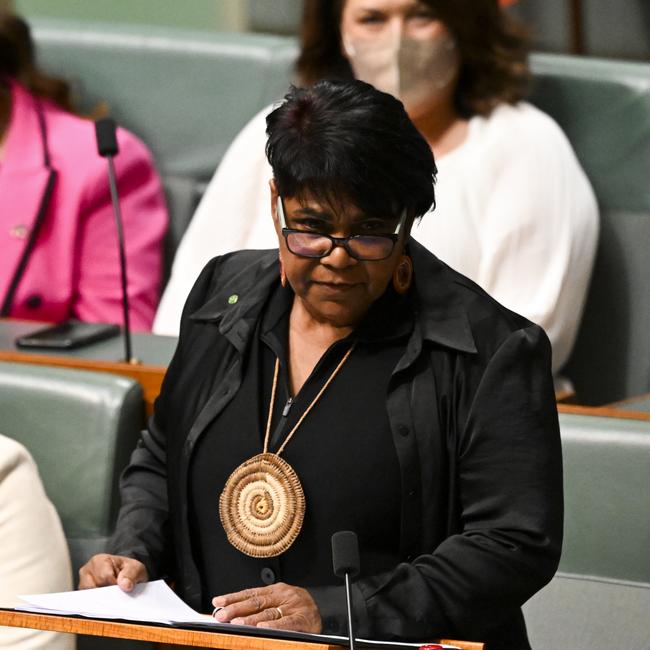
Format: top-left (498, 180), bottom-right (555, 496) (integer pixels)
top-left (9, 224), bottom-right (28, 239)
top-left (25, 294), bottom-right (42, 309)
top-left (398, 425), bottom-right (409, 437)
top-left (260, 567), bottom-right (276, 585)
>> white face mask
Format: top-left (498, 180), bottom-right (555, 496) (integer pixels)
top-left (343, 31), bottom-right (459, 114)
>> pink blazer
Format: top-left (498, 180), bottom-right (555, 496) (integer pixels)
top-left (0, 81), bottom-right (168, 330)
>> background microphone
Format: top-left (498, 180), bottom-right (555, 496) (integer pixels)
top-left (95, 118), bottom-right (135, 364)
top-left (332, 531), bottom-right (360, 650)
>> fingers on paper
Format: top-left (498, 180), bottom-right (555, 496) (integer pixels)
top-left (212, 588), bottom-right (270, 622)
top-left (116, 559), bottom-right (147, 592)
top-left (211, 583), bottom-right (321, 633)
top-left (78, 554), bottom-right (118, 589)
top-left (78, 554), bottom-right (147, 591)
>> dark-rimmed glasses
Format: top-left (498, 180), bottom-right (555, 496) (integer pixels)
top-left (277, 197), bottom-right (406, 261)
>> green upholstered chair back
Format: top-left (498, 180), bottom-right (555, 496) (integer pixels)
top-left (248, 0), bottom-right (301, 35)
top-left (529, 54), bottom-right (650, 404)
top-left (523, 412), bottom-right (650, 649)
top-left (0, 361), bottom-right (144, 576)
top-left (30, 20), bottom-right (298, 278)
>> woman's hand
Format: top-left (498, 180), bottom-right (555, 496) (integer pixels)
top-left (78, 553), bottom-right (148, 592)
top-left (212, 582), bottom-right (322, 633)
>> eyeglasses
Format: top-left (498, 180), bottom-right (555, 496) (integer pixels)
top-left (277, 197), bottom-right (406, 261)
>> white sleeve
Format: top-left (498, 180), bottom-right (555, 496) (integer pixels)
top-left (475, 108), bottom-right (599, 374)
top-left (0, 435), bottom-right (73, 650)
top-left (153, 105), bottom-right (277, 335)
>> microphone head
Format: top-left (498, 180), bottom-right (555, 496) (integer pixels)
top-left (331, 530), bottom-right (360, 578)
top-left (95, 118), bottom-right (119, 157)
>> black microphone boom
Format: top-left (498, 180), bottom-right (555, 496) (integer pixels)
top-left (332, 531), bottom-right (360, 650)
top-left (94, 118), bottom-right (134, 363)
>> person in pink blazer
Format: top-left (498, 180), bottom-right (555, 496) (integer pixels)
top-left (0, 12), bottom-right (167, 330)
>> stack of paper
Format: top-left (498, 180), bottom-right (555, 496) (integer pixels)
top-left (18, 580), bottom-right (213, 625)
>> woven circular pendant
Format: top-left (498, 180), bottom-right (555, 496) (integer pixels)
top-left (219, 452), bottom-right (306, 558)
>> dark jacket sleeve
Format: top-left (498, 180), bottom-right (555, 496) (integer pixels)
top-left (107, 257), bottom-right (223, 577)
top-left (311, 325), bottom-right (563, 643)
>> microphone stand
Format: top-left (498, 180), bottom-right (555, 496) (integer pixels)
top-left (105, 156), bottom-right (133, 363)
top-left (344, 572), bottom-right (356, 650)
top-left (95, 118), bottom-right (136, 364)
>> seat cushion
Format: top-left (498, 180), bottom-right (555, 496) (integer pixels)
top-left (524, 572), bottom-right (650, 650)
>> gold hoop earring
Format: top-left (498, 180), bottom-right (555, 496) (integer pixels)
top-left (279, 256), bottom-right (287, 288)
top-left (392, 255), bottom-right (413, 294)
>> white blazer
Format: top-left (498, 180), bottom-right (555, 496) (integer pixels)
top-left (0, 434), bottom-right (74, 649)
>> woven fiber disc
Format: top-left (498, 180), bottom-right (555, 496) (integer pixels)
top-left (219, 452), bottom-right (306, 558)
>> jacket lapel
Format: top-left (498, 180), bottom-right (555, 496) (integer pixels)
top-left (0, 82), bottom-right (54, 309)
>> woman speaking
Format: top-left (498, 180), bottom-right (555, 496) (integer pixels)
top-left (80, 79), bottom-right (562, 650)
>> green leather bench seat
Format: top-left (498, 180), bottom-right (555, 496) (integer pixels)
top-left (523, 412), bottom-right (650, 649)
top-left (31, 19), bottom-right (298, 275)
top-left (0, 361), bottom-right (144, 577)
top-left (529, 54), bottom-right (650, 405)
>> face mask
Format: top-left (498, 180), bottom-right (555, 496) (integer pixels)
top-left (343, 31), bottom-right (459, 114)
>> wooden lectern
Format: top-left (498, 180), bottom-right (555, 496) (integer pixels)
top-left (0, 610), bottom-right (484, 650)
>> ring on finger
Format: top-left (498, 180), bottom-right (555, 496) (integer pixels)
top-left (275, 607), bottom-right (283, 619)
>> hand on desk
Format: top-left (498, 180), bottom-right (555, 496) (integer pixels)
top-left (78, 553), bottom-right (149, 592)
top-left (212, 582), bottom-right (322, 634)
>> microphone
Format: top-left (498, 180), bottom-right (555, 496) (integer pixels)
top-left (332, 531), bottom-right (360, 650)
top-left (95, 118), bottom-right (136, 364)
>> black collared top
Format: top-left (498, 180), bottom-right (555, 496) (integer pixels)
top-left (189, 281), bottom-right (413, 611)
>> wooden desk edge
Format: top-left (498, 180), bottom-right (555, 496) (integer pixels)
top-left (557, 402), bottom-right (650, 421)
top-left (0, 610), bottom-right (483, 650)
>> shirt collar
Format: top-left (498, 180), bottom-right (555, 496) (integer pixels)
top-left (189, 250), bottom-right (279, 351)
top-left (408, 238), bottom-right (478, 354)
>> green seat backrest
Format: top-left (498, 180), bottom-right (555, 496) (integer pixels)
top-left (523, 412), bottom-right (650, 649)
top-left (529, 54), bottom-right (650, 404)
top-left (558, 413), bottom-right (650, 581)
top-left (31, 19), bottom-right (298, 275)
top-left (0, 361), bottom-right (143, 575)
top-left (249, 0), bottom-right (301, 35)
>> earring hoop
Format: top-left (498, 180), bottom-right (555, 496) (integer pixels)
top-left (392, 255), bottom-right (413, 294)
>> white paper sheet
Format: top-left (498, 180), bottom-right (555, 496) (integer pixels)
top-left (17, 579), bottom-right (214, 625)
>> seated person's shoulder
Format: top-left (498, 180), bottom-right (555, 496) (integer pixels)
top-left (480, 101), bottom-right (575, 156)
top-left (0, 434), bottom-right (34, 477)
top-left (43, 100), bottom-right (157, 176)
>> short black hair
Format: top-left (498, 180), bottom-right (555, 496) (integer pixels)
top-left (265, 79), bottom-right (436, 226)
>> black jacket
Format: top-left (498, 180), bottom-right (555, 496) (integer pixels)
top-left (110, 239), bottom-right (563, 649)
